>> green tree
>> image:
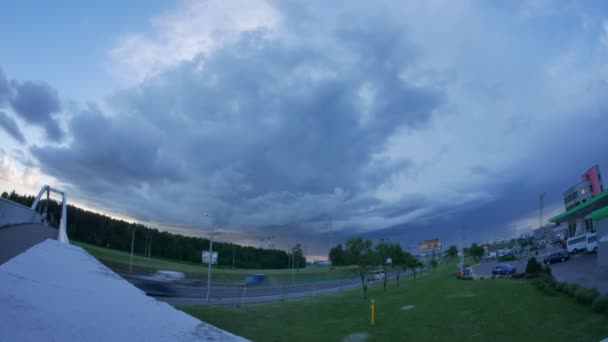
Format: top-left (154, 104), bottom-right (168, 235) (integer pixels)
top-left (392, 246), bottom-right (409, 287)
top-left (430, 258), bottom-right (438, 272)
top-left (408, 257), bottom-right (423, 279)
top-left (469, 243), bottom-right (485, 262)
top-left (1, 189), bottom-right (294, 269)
top-left (291, 243), bottom-right (306, 269)
top-left (375, 239), bottom-right (397, 292)
top-left (328, 244), bottom-right (346, 266)
top-left (345, 237), bottom-right (378, 299)
top-left (446, 245), bottom-right (458, 260)
top-left (1, 191), bottom-right (8, 199)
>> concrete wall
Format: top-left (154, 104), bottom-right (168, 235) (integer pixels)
top-left (597, 218), bottom-right (608, 267)
top-left (0, 198), bottom-right (43, 227)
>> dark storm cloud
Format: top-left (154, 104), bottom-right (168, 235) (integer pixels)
top-left (0, 69), bottom-right (9, 105)
top-left (0, 111), bottom-right (26, 144)
top-left (369, 113), bottom-right (608, 250)
top-left (31, 11), bottom-right (443, 233)
top-left (9, 79), bottom-right (64, 141)
top-left (0, 67), bottom-right (65, 142)
top-left (23, 1), bottom-right (608, 256)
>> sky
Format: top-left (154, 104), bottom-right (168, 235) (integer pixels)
top-left (1, 0), bottom-right (608, 258)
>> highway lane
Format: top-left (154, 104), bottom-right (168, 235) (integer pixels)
top-left (120, 272), bottom-right (406, 306)
top-left (162, 279), bottom-right (365, 306)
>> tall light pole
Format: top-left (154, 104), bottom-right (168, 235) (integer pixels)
top-left (129, 228), bottom-right (135, 273)
top-left (206, 226), bottom-right (214, 302)
top-left (539, 193), bottom-right (546, 228)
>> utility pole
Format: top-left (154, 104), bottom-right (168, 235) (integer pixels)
top-left (539, 193), bottom-right (546, 228)
top-left (287, 244), bottom-right (291, 270)
top-left (144, 232), bottom-right (148, 258)
top-left (206, 227), bottom-right (214, 302)
top-left (129, 228), bottom-right (135, 273)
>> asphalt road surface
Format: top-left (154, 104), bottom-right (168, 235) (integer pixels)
top-left (120, 272), bottom-right (409, 306)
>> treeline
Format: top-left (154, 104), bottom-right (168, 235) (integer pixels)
top-left (1, 190), bottom-right (303, 269)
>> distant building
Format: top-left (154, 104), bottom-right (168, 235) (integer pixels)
top-left (550, 164), bottom-right (608, 266)
top-left (563, 165), bottom-right (603, 210)
top-left (533, 224), bottom-right (566, 244)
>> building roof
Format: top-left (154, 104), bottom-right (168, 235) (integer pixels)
top-left (549, 189), bottom-right (608, 224)
top-left (592, 206), bottom-right (608, 221)
top-left (0, 239), bottom-right (248, 342)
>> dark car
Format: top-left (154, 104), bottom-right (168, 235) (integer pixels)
top-left (543, 251), bottom-right (569, 265)
top-left (492, 264), bottom-right (517, 275)
top-left (245, 274), bottom-right (266, 285)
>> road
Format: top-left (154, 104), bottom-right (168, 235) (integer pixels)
top-left (120, 272), bottom-right (412, 306)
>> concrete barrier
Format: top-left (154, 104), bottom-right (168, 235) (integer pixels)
top-left (0, 198), bottom-right (43, 227)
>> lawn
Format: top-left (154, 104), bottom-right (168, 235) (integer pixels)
top-left (180, 264), bottom-right (608, 342)
top-left (73, 240), bottom-right (357, 283)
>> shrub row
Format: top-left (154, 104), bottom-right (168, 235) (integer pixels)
top-left (534, 278), bottom-right (608, 316)
top-left (530, 278), bottom-right (558, 296)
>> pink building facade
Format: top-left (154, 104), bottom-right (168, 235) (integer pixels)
top-left (581, 165), bottom-right (603, 196)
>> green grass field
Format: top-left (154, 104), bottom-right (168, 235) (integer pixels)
top-left (180, 264), bottom-right (608, 342)
top-left (73, 240), bottom-right (357, 283)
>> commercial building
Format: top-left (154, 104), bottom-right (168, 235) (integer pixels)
top-left (550, 165), bottom-right (608, 266)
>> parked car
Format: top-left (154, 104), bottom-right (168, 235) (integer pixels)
top-left (367, 270), bottom-right (385, 281)
top-left (543, 251), bottom-right (569, 265)
top-left (491, 264), bottom-right (517, 275)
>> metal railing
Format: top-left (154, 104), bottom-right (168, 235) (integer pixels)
top-left (31, 185), bottom-right (69, 243)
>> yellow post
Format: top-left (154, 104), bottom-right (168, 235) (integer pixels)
top-left (370, 299), bottom-right (375, 325)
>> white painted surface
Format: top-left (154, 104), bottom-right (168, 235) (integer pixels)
top-left (0, 239), bottom-right (248, 342)
top-left (0, 198), bottom-right (43, 227)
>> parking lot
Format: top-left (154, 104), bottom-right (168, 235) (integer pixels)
top-left (473, 252), bottom-right (608, 294)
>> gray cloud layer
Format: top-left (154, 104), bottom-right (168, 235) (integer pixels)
top-left (0, 111), bottom-right (26, 144)
top-left (20, 1), bottom-right (608, 254)
top-left (32, 9), bottom-right (444, 240)
top-left (0, 68), bottom-right (64, 142)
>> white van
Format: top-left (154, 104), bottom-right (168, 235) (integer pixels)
top-left (367, 270), bottom-right (385, 281)
top-left (586, 233), bottom-right (598, 253)
top-left (152, 270), bottom-right (185, 282)
top-left (566, 235), bottom-right (587, 254)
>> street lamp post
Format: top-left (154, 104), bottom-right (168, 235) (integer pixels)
top-left (206, 227), bottom-right (214, 303)
top-left (129, 228), bottom-right (135, 273)
top-left (539, 193), bottom-right (546, 228)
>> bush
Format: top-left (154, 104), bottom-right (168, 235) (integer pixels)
top-left (525, 257), bottom-right (542, 275)
top-left (592, 295), bottom-right (608, 315)
top-left (564, 283), bottom-right (582, 297)
top-left (511, 273), bottom-right (525, 279)
top-left (530, 278), bottom-right (557, 296)
top-left (530, 278), bottom-right (544, 287)
top-left (575, 288), bottom-right (601, 305)
top-left (556, 282), bottom-right (567, 293)
top-left (542, 265), bottom-right (551, 275)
